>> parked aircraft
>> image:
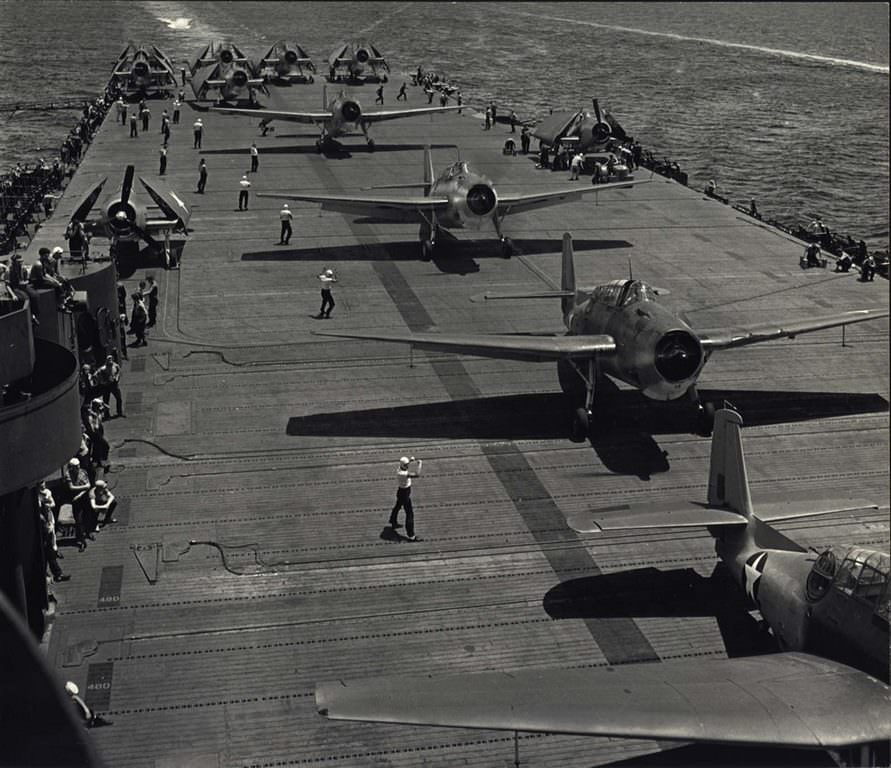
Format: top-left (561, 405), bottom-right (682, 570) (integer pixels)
top-left (69, 165), bottom-right (190, 272)
top-left (259, 41), bottom-right (315, 83)
top-left (211, 90), bottom-right (461, 152)
top-left (533, 99), bottom-right (625, 153)
top-left (315, 234), bottom-right (888, 439)
top-left (328, 39), bottom-right (389, 82)
top-left (315, 409), bottom-right (890, 765)
top-left (110, 43), bottom-right (177, 100)
top-left (190, 42), bottom-right (264, 103)
top-left (258, 148), bottom-right (643, 258)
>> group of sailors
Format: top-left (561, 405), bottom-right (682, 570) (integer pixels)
top-left (0, 85), bottom-right (120, 257)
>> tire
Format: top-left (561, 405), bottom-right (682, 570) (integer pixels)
top-left (421, 240), bottom-right (433, 261)
top-left (696, 401), bottom-right (716, 437)
top-left (570, 407), bottom-right (590, 442)
top-left (501, 238), bottom-right (513, 259)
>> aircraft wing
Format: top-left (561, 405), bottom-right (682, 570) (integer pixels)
top-left (698, 308), bottom-right (888, 350)
top-left (497, 178), bottom-right (648, 217)
top-left (316, 653), bottom-right (891, 749)
top-left (210, 106), bottom-right (331, 123)
top-left (257, 192), bottom-right (449, 222)
top-left (314, 331), bottom-right (616, 362)
top-left (531, 109), bottom-right (580, 145)
top-left (138, 177), bottom-right (191, 230)
top-left (69, 176), bottom-right (108, 223)
top-left (359, 105), bottom-right (464, 124)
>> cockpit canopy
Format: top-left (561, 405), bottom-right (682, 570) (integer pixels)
top-left (442, 161), bottom-right (469, 181)
top-left (807, 546), bottom-right (889, 622)
top-left (592, 279), bottom-right (659, 308)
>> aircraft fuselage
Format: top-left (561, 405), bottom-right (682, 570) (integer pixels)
top-left (564, 280), bottom-right (705, 401)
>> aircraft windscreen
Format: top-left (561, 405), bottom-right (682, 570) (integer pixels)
top-left (620, 281), bottom-right (658, 306)
top-left (444, 162), bottom-right (467, 180)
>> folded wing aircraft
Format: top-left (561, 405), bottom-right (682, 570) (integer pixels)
top-left (316, 234), bottom-right (888, 439)
top-left (316, 410), bottom-right (891, 764)
top-left (258, 148), bottom-right (645, 257)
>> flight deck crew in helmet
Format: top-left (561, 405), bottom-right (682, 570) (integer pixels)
top-left (317, 268), bottom-right (336, 318)
top-left (279, 204), bottom-right (293, 245)
top-left (389, 456), bottom-right (422, 541)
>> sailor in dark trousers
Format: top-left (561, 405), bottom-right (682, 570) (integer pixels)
top-left (197, 158), bottom-right (207, 193)
top-left (279, 204), bottom-right (293, 244)
top-left (375, 85), bottom-right (384, 104)
top-left (317, 268), bottom-right (336, 317)
top-left (159, 147), bottom-right (167, 175)
top-left (389, 456), bottom-right (422, 541)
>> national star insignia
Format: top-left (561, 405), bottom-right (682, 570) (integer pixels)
top-left (743, 551), bottom-right (768, 604)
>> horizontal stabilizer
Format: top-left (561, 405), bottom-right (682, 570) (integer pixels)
top-left (568, 499), bottom-right (747, 533)
top-left (316, 653), bottom-right (891, 748)
top-left (752, 495), bottom-right (879, 524)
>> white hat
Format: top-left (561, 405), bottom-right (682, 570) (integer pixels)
top-left (282, 203), bottom-right (288, 208)
top-left (95, 479), bottom-right (107, 488)
top-left (51, 246), bottom-right (63, 256)
top-left (242, 175), bottom-right (247, 179)
top-left (325, 269), bottom-right (333, 277)
top-left (65, 681), bottom-right (79, 696)
top-left (399, 456), bottom-right (410, 466)
top-left (68, 458), bottom-right (80, 467)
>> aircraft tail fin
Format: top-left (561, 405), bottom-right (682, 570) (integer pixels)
top-left (322, 83), bottom-right (327, 109)
top-left (423, 146), bottom-right (434, 197)
top-left (707, 409), bottom-right (754, 518)
top-left (561, 232), bottom-right (576, 317)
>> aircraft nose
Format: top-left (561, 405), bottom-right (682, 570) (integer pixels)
top-left (220, 49), bottom-right (234, 64)
top-left (654, 330), bottom-right (703, 382)
top-left (341, 100), bottom-right (361, 122)
top-left (284, 49), bottom-right (298, 64)
top-left (355, 48), bottom-right (370, 64)
top-left (231, 69), bottom-right (248, 87)
top-left (465, 184), bottom-right (497, 217)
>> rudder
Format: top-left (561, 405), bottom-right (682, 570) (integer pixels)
top-left (707, 409), bottom-right (753, 517)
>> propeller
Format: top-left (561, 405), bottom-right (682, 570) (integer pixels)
top-left (231, 69), bottom-right (248, 87)
top-left (220, 48), bottom-right (234, 64)
top-left (465, 183), bottom-right (497, 216)
top-left (654, 330), bottom-right (703, 382)
top-left (284, 49), bottom-right (298, 64)
top-left (340, 99), bottom-right (361, 122)
top-left (355, 47), bottom-right (370, 64)
top-left (590, 99), bottom-right (611, 144)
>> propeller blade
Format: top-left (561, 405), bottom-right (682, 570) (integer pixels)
top-left (121, 165), bottom-right (135, 206)
top-left (593, 99), bottom-right (603, 124)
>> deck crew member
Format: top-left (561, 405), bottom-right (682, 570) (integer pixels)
top-left (193, 118), bottom-right (204, 149)
top-left (279, 204), bottom-right (293, 245)
top-left (375, 84), bottom-right (384, 104)
top-left (569, 152), bottom-right (583, 180)
top-left (145, 275), bottom-right (159, 327)
top-left (250, 142), bottom-right (259, 172)
top-left (95, 355), bottom-right (124, 417)
top-left (238, 175), bottom-right (251, 210)
top-left (89, 480), bottom-right (117, 528)
top-left (65, 682), bottom-right (112, 728)
top-left (389, 456), bottom-right (422, 541)
top-left (63, 458), bottom-right (90, 551)
top-left (116, 97), bottom-right (126, 125)
top-left (159, 146), bottom-right (167, 175)
top-left (509, 110), bottom-right (517, 133)
top-left (140, 105), bottom-right (151, 131)
top-left (197, 158), bottom-right (207, 193)
top-left (130, 292), bottom-right (148, 346)
top-left (172, 98), bottom-right (181, 124)
top-left (129, 112), bottom-right (138, 138)
top-left (317, 268), bottom-right (336, 318)
top-left (484, 106), bottom-right (491, 130)
top-left (861, 254), bottom-right (876, 281)
top-left (804, 242), bottom-right (823, 268)
top-left (396, 82), bottom-right (407, 101)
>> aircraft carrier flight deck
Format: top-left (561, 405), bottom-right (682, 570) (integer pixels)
top-left (8, 50), bottom-right (890, 768)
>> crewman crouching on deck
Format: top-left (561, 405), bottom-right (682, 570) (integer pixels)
top-left (65, 682), bottom-right (113, 728)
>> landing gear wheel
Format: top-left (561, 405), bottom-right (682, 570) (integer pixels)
top-left (500, 237), bottom-right (514, 259)
top-left (570, 407), bottom-right (590, 443)
top-left (308, 75), bottom-right (314, 83)
top-left (163, 248), bottom-right (171, 270)
top-left (367, 138), bottom-right (375, 152)
top-left (696, 401), bottom-right (716, 437)
top-left (315, 139), bottom-right (323, 153)
top-left (421, 239), bottom-right (433, 261)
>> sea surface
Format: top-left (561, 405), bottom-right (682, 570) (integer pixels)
top-left (1, 1), bottom-right (888, 245)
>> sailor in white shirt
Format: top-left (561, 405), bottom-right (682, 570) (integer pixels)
top-left (317, 268), bottom-right (336, 318)
top-left (388, 456), bottom-right (422, 541)
top-left (279, 204), bottom-right (293, 245)
top-left (238, 175), bottom-right (251, 210)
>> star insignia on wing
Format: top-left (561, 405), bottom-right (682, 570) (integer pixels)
top-left (743, 551), bottom-right (768, 604)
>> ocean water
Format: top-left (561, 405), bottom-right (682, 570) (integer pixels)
top-left (1, 1), bottom-right (888, 245)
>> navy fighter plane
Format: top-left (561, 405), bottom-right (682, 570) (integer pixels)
top-left (316, 234), bottom-right (888, 439)
top-left (211, 90), bottom-right (461, 152)
top-left (533, 99), bottom-right (625, 153)
top-left (258, 149), bottom-right (644, 258)
top-left (190, 42), bottom-right (264, 104)
top-left (110, 43), bottom-right (177, 100)
top-left (315, 409), bottom-right (890, 765)
top-left (259, 41), bottom-right (315, 83)
top-left (68, 165), bottom-right (190, 273)
top-left (327, 39), bottom-right (389, 82)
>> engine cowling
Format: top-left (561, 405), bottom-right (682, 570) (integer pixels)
top-left (465, 183), bottom-right (497, 217)
top-left (284, 49), bottom-right (298, 64)
top-left (133, 61), bottom-right (149, 78)
top-left (619, 327), bottom-right (704, 401)
top-left (106, 201), bottom-right (137, 236)
top-left (231, 69), bottom-right (248, 88)
top-left (654, 330), bottom-right (703, 383)
top-left (340, 99), bottom-right (361, 122)
top-left (220, 48), bottom-right (234, 64)
top-left (355, 48), bottom-right (370, 64)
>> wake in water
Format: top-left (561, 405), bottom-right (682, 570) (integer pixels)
top-left (158, 17), bottom-right (193, 30)
top-left (513, 10), bottom-right (889, 74)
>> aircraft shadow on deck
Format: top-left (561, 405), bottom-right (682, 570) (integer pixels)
top-left (199, 141), bottom-right (456, 158)
top-left (243, 237), bottom-right (631, 276)
top-left (286, 386), bottom-right (888, 477)
top-left (543, 565), bottom-right (776, 659)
